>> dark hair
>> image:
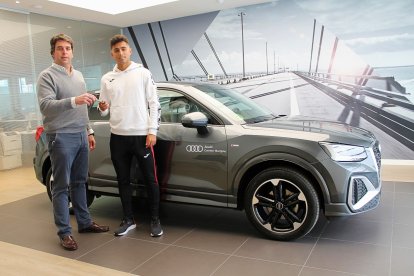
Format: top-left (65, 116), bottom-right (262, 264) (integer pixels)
top-left (110, 34), bottom-right (129, 49)
top-left (50, 33), bottom-right (73, 55)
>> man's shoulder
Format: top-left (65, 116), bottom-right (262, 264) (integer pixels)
top-left (38, 65), bottom-right (53, 75)
top-left (134, 66), bottom-right (153, 79)
top-left (37, 66), bottom-right (57, 81)
top-left (101, 71), bottom-right (115, 81)
top-left (72, 68), bottom-right (83, 75)
top-left (130, 62), bottom-right (150, 73)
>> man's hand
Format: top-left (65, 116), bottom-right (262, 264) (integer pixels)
top-left (88, 135), bottom-right (96, 151)
top-left (98, 100), bottom-right (109, 111)
top-left (75, 93), bottom-right (97, 106)
top-left (146, 134), bottom-right (157, 148)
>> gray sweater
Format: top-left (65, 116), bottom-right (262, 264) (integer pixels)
top-left (37, 63), bottom-right (89, 134)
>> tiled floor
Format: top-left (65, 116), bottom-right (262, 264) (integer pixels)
top-left (1, 167), bottom-right (414, 276)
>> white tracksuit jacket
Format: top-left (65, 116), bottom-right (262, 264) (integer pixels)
top-left (99, 62), bottom-right (160, 136)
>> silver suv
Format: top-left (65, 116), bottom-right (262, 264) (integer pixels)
top-left (34, 82), bottom-right (381, 241)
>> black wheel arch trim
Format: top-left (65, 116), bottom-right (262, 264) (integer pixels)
top-left (232, 152), bottom-right (332, 209)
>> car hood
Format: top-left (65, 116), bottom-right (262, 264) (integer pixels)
top-left (245, 115), bottom-right (376, 146)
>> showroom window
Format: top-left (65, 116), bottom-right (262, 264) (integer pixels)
top-left (0, 8), bottom-right (120, 166)
top-left (0, 80), bottom-right (8, 95)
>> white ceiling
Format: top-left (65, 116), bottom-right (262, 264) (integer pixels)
top-left (0, 0), bottom-right (272, 27)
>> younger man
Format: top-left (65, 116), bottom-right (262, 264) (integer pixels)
top-left (98, 34), bottom-right (162, 237)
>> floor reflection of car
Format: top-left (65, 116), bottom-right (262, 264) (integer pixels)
top-left (34, 82), bottom-right (382, 241)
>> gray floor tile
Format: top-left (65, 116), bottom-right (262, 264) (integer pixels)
top-left (306, 213), bottom-right (329, 238)
top-left (300, 267), bottom-right (363, 276)
top-left (212, 256), bottom-right (301, 276)
top-left (306, 239), bottom-right (390, 276)
top-left (0, 193), bottom-right (52, 223)
top-left (390, 246), bottom-right (414, 276)
top-left (91, 196), bottom-right (153, 222)
top-left (378, 190), bottom-right (395, 206)
top-left (88, 196), bottom-right (124, 218)
top-left (2, 180), bottom-right (414, 275)
top-left (393, 206), bottom-right (414, 226)
top-left (203, 209), bottom-right (260, 238)
top-left (122, 221), bottom-right (194, 245)
top-left (132, 246), bottom-right (228, 276)
top-left (159, 202), bottom-right (223, 226)
top-left (234, 236), bottom-right (317, 265)
top-left (174, 226), bottom-right (249, 254)
top-left (208, 208), bottom-right (257, 234)
top-left (0, 215), bottom-right (114, 259)
top-left (0, 216), bottom-right (48, 238)
top-left (78, 237), bottom-right (167, 273)
top-left (394, 182), bottom-right (414, 193)
top-left (394, 192), bottom-right (414, 208)
top-left (392, 223), bottom-right (414, 249)
top-left (321, 217), bottom-right (392, 245)
top-left (381, 181), bottom-right (395, 192)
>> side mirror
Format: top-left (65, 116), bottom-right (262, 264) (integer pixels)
top-left (181, 112), bottom-right (209, 135)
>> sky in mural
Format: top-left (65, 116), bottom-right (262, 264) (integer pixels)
top-left (176, 0), bottom-right (414, 77)
top-left (295, 0), bottom-right (414, 68)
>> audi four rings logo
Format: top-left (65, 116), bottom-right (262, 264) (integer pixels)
top-left (186, 145), bottom-right (204, 152)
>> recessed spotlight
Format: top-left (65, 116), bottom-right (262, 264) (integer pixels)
top-left (66, 26), bottom-right (72, 29)
top-left (15, 1), bottom-right (20, 4)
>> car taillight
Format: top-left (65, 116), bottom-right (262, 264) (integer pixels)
top-left (35, 126), bottom-right (44, 142)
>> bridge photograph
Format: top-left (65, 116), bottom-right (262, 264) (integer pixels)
top-left (140, 0), bottom-right (413, 160)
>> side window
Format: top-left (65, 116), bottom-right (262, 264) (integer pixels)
top-left (158, 89), bottom-right (218, 124)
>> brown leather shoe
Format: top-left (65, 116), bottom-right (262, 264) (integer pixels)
top-left (78, 222), bottom-right (109, 233)
top-left (60, 235), bottom-right (78, 251)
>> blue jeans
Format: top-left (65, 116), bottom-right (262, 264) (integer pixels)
top-left (47, 131), bottom-right (92, 238)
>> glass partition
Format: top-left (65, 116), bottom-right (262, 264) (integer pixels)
top-left (0, 9), bottom-right (120, 167)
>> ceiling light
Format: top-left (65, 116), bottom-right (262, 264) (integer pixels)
top-left (48, 0), bottom-right (178, 15)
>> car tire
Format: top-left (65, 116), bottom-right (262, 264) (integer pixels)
top-left (244, 166), bottom-right (320, 241)
top-left (46, 167), bottom-right (94, 207)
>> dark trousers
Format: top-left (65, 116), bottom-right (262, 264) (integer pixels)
top-left (110, 134), bottom-right (160, 220)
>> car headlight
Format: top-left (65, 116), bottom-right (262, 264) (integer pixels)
top-left (319, 142), bottom-right (367, 162)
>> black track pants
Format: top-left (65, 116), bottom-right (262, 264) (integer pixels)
top-left (110, 133), bottom-right (160, 220)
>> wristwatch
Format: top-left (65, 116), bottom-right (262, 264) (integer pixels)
top-left (87, 127), bottom-right (94, 136)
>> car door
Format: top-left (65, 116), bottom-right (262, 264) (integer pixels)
top-left (87, 101), bottom-right (138, 194)
top-left (155, 88), bottom-right (229, 207)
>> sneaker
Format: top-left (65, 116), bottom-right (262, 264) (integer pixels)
top-left (150, 217), bottom-right (163, 237)
top-left (114, 219), bottom-right (136, 236)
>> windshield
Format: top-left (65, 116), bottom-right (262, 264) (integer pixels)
top-left (193, 84), bottom-right (274, 123)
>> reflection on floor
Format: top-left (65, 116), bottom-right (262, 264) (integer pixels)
top-left (0, 166), bottom-right (414, 276)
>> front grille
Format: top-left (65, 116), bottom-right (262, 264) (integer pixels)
top-left (372, 141), bottom-right (381, 170)
top-left (348, 176), bottom-right (381, 212)
top-left (352, 178), bottom-right (368, 205)
top-left (357, 192), bottom-right (381, 212)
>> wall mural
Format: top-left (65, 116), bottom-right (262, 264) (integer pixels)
top-left (123, 0), bottom-right (414, 160)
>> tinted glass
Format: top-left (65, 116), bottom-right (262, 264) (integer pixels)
top-left (158, 89), bottom-right (219, 124)
top-left (193, 84), bottom-right (274, 123)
